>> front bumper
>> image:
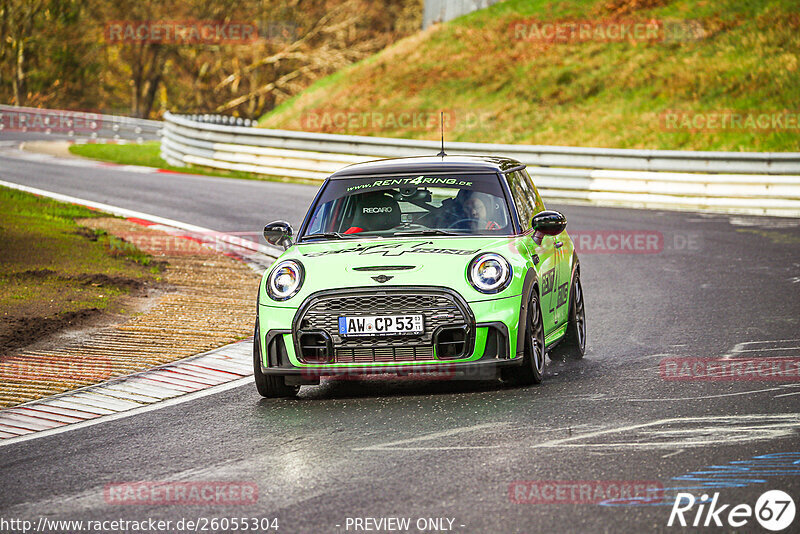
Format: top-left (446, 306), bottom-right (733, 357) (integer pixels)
top-left (262, 357), bottom-right (524, 381)
top-left (258, 287), bottom-right (523, 379)
top-left (259, 322), bottom-right (522, 381)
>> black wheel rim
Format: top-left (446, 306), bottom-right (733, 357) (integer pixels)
top-left (574, 278), bottom-right (586, 351)
top-left (528, 295), bottom-right (544, 374)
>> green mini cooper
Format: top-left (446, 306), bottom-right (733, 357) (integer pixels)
top-left (254, 155), bottom-right (585, 397)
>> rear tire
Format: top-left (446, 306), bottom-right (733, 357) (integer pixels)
top-left (253, 320), bottom-right (299, 398)
top-left (502, 291), bottom-right (545, 386)
top-left (549, 272), bottom-right (586, 361)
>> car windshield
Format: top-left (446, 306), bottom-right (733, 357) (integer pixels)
top-left (301, 173), bottom-right (513, 240)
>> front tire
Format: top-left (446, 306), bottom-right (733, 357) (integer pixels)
top-left (549, 272), bottom-right (586, 361)
top-left (502, 291), bottom-right (545, 386)
top-left (253, 320), bottom-right (299, 398)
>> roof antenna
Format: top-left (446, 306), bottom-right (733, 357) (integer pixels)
top-left (437, 111), bottom-right (447, 157)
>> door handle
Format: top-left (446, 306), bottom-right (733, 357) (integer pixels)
top-left (554, 241), bottom-right (563, 249)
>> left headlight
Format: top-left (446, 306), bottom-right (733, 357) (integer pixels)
top-left (468, 253), bottom-right (512, 294)
top-left (267, 260), bottom-right (304, 301)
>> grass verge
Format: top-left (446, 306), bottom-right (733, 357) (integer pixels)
top-left (260, 0), bottom-right (800, 152)
top-left (0, 186), bottom-right (163, 353)
top-left (68, 142), bottom-right (321, 185)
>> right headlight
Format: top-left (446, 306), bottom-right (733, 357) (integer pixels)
top-left (468, 253), bottom-right (512, 294)
top-left (267, 260), bottom-right (304, 301)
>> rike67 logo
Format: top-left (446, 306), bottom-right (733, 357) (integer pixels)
top-left (668, 490), bottom-right (795, 531)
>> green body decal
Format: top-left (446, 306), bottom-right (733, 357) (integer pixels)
top-left (258, 232), bottom-right (575, 368)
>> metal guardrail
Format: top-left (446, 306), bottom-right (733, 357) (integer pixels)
top-left (162, 112), bottom-right (800, 217)
top-left (181, 114), bottom-right (256, 128)
top-left (0, 105), bottom-right (162, 141)
top-left (423, 0), bottom-right (502, 29)
top-left (163, 112), bottom-right (800, 174)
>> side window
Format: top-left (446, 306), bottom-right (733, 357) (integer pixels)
top-left (507, 170), bottom-right (535, 230)
top-left (306, 202), bottom-right (328, 234)
top-left (521, 168), bottom-right (546, 214)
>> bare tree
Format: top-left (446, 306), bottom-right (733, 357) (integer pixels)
top-left (0, 0), bottom-right (421, 117)
top-left (0, 0), bottom-right (45, 105)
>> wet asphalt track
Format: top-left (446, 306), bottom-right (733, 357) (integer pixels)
top-left (1, 140), bottom-right (799, 533)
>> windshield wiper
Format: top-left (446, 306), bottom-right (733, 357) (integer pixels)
top-left (392, 229), bottom-right (459, 237)
top-left (301, 232), bottom-right (347, 241)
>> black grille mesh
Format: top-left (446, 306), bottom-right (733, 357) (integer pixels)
top-left (335, 345), bottom-right (434, 363)
top-left (296, 290), bottom-right (468, 362)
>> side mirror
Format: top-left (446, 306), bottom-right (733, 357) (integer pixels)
top-left (263, 221), bottom-right (293, 250)
top-left (531, 210), bottom-right (567, 236)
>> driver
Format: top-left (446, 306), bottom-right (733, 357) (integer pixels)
top-left (456, 191), bottom-right (501, 230)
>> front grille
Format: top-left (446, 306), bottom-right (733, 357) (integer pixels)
top-left (294, 288), bottom-right (472, 363)
top-left (351, 265), bottom-right (415, 272)
top-left (335, 345), bottom-right (434, 363)
top-left (310, 294), bottom-right (447, 314)
top-left (298, 331), bottom-right (332, 363)
top-left (300, 293), bottom-right (465, 348)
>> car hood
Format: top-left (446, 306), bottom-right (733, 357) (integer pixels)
top-left (261, 236), bottom-right (530, 307)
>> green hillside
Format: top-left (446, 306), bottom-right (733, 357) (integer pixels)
top-left (260, 0), bottom-right (800, 151)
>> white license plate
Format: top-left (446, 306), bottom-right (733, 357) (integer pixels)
top-left (338, 314), bottom-right (424, 336)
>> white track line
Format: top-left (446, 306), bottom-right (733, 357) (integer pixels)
top-left (0, 341), bottom-right (256, 447)
top-left (355, 415), bottom-right (800, 452)
top-left (0, 180), bottom-right (275, 446)
top-left (0, 377), bottom-right (251, 447)
top-left (354, 422), bottom-right (511, 451)
top-left (0, 179), bottom-right (281, 257)
top-left (532, 414), bottom-right (800, 450)
top-left (626, 386), bottom-right (789, 402)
